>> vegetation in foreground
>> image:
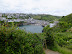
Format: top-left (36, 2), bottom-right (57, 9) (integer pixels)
top-left (0, 24), bottom-right (45, 54)
top-left (0, 13), bottom-right (72, 54)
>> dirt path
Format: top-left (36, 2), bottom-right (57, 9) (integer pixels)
top-left (44, 48), bottom-right (61, 54)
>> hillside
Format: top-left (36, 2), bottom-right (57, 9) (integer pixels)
top-left (28, 14), bottom-right (61, 21)
top-left (43, 13), bottom-right (72, 54)
top-left (59, 13), bottom-right (72, 23)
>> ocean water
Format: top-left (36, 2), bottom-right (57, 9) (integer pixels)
top-left (18, 25), bottom-right (43, 33)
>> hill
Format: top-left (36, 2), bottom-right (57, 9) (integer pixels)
top-left (59, 13), bottom-right (72, 23)
top-left (28, 14), bottom-right (61, 21)
top-left (43, 13), bottom-right (72, 54)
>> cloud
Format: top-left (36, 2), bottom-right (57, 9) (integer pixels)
top-left (0, 0), bottom-right (72, 16)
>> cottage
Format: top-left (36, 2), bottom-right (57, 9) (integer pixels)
top-left (0, 17), bottom-right (6, 21)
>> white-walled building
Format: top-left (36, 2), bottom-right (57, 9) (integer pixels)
top-left (0, 17), bottom-right (6, 21)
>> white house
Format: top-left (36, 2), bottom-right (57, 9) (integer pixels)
top-left (0, 17), bottom-right (6, 21)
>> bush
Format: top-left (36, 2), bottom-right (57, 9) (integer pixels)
top-left (43, 25), bottom-right (55, 48)
top-left (0, 25), bottom-right (45, 54)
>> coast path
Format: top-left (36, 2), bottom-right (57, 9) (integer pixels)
top-left (44, 48), bottom-right (61, 54)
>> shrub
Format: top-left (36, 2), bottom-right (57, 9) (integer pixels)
top-left (0, 25), bottom-right (45, 54)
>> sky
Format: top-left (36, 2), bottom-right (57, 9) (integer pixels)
top-left (0, 0), bottom-right (72, 16)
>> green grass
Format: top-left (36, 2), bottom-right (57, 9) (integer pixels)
top-left (57, 45), bottom-right (72, 54)
top-left (32, 15), bottom-right (41, 20)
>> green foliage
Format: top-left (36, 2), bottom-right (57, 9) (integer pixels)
top-left (54, 32), bottom-right (72, 47)
top-left (43, 13), bottom-right (72, 54)
top-left (34, 15), bottom-right (61, 21)
top-left (54, 21), bottom-right (72, 32)
top-left (43, 25), bottom-right (55, 48)
top-left (25, 14), bottom-right (61, 21)
top-left (7, 21), bottom-right (25, 27)
top-left (0, 21), bottom-right (4, 24)
top-left (32, 15), bottom-right (41, 20)
top-left (41, 15), bottom-right (57, 21)
top-left (2, 14), bottom-right (7, 18)
top-left (59, 13), bottom-right (72, 24)
top-left (0, 25), bottom-right (45, 54)
top-left (57, 45), bottom-right (72, 54)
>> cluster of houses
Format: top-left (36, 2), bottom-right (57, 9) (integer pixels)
top-left (0, 13), bottom-right (50, 27)
top-left (0, 13), bottom-right (6, 21)
top-left (0, 13), bottom-right (26, 23)
top-left (0, 13), bottom-right (57, 27)
top-left (2, 13), bottom-right (27, 18)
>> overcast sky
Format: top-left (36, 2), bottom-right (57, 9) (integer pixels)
top-left (0, 0), bottom-right (72, 16)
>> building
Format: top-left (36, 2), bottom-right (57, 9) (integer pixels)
top-left (0, 13), bottom-right (2, 17)
top-left (0, 17), bottom-right (6, 21)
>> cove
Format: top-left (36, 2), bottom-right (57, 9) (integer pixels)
top-left (18, 25), bottom-right (43, 33)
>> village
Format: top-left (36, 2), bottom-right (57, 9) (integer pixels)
top-left (0, 13), bottom-right (58, 27)
top-left (0, 13), bottom-right (49, 27)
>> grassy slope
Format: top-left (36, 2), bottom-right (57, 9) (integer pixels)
top-left (43, 13), bottom-right (72, 54)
